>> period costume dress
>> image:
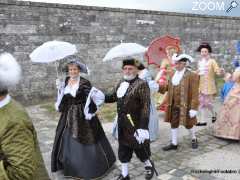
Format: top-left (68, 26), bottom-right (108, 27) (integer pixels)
top-left (0, 96), bottom-right (49, 180)
top-left (51, 76), bottom-right (116, 179)
top-left (156, 58), bottom-right (175, 85)
top-left (138, 68), bottom-right (159, 141)
top-left (198, 58), bottom-right (221, 96)
top-left (155, 58), bottom-right (175, 112)
top-left (197, 58), bottom-right (221, 124)
top-left (160, 54), bottom-right (199, 150)
top-left (214, 84), bottom-right (240, 140)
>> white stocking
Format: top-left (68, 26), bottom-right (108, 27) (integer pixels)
top-left (144, 160), bottom-right (152, 167)
top-left (121, 163), bottom-right (128, 177)
top-left (171, 128), bottom-right (178, 145)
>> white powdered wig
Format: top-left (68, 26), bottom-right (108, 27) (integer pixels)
top-left (0, 52), bottom-right (22, 87)
top-left (172, 53), bottom-right (195, 63)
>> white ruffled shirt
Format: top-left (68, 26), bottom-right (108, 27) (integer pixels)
top-left (198, 58), bottom-right (209, 75)
top-left (64, 77), bottom-right (80, 97)
top-left (171, 68), bottom-right (186, 86)
top-left (0, 94), bottom-right (11, 108)
top-left (55, 77), bottom-right (80, 111)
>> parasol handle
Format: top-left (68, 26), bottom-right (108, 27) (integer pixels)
top-left (54, 62), bottom-right (59, 78)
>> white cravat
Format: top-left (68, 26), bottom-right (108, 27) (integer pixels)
top-left (172, 68), bottom-right (186, 86)
top-left (117, 81), bottom-right (130, 98)
top-left (0, 94), bottom-right (11, 108)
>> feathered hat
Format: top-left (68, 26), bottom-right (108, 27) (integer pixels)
top-left (0, 53), bottom-right (21, 93)
top-left (63, 55), bottom-right (89, 74)
top-left (172, 53), bottom-right (194, 64)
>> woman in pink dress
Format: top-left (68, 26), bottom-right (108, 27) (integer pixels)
top-left (196, 42), bottom-right (224, 126)
top-left (155, 46), bottom-right (177, 112)
top-left (213, 69), bottom-right (240, 140)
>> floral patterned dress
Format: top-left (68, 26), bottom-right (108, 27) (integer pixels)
top-left (213, 84), bottom-right (240, 140)
top-left (198, 58), bottom-right (220, 111)
top-left (155, 58), bottom-right (175, 112)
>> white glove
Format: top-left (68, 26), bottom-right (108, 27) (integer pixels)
top-left (56, 79), bottom-right (64, 90)
top-left (54, 102), bottom-right (60, 111)
top-left (189, 109), bottom-right (198, 118)
top-left (90, 87), bottom-right (105, 106)
top-left (134, 129), bottom-right (150, 144)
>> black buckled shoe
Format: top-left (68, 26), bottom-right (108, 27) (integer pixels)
top-left (162, 143), bottom-right (178, 151)
top-left (212, 116), bottom-right (216, 123)
top-left (145, 165), bottom-right (154, 180)
top-left (116, 174), bottom-right (130, 180)
top-left (192, 139), bottom-right (198, 149)
top-left (196, 122), bottom-right (207, 126)
top-left (212, 112), bottom-right (217, 123)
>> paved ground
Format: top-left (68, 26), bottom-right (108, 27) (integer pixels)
top-left (26, 98), bottom-right (240, 180)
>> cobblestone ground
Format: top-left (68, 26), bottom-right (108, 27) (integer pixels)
top-left (26, 99), bottom-right (240, 180)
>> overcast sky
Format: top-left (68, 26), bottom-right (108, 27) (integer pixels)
top-left (18, 0), bottom-right (240, 17)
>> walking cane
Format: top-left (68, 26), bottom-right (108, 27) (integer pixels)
top-left (126, 114), bottom-right (159, 177)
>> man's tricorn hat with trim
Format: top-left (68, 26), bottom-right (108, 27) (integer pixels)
top-left (172, 53), bottom-right (194, 63)
top-left (122, 58), bottom-right (140, 68)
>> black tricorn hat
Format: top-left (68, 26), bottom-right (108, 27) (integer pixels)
top-left (122, 59), bottom-right (140, 69)
top-left (196, 42), bottom-right (212, 53)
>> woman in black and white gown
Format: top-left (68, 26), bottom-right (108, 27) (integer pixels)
top-left (51, 60), bottom-right (116, 179)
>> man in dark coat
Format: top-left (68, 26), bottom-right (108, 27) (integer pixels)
top-left (104, 59), bottom-right (155, 180)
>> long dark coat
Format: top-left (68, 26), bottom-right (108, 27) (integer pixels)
top-left (105, 76), bottom-right (151, 148)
